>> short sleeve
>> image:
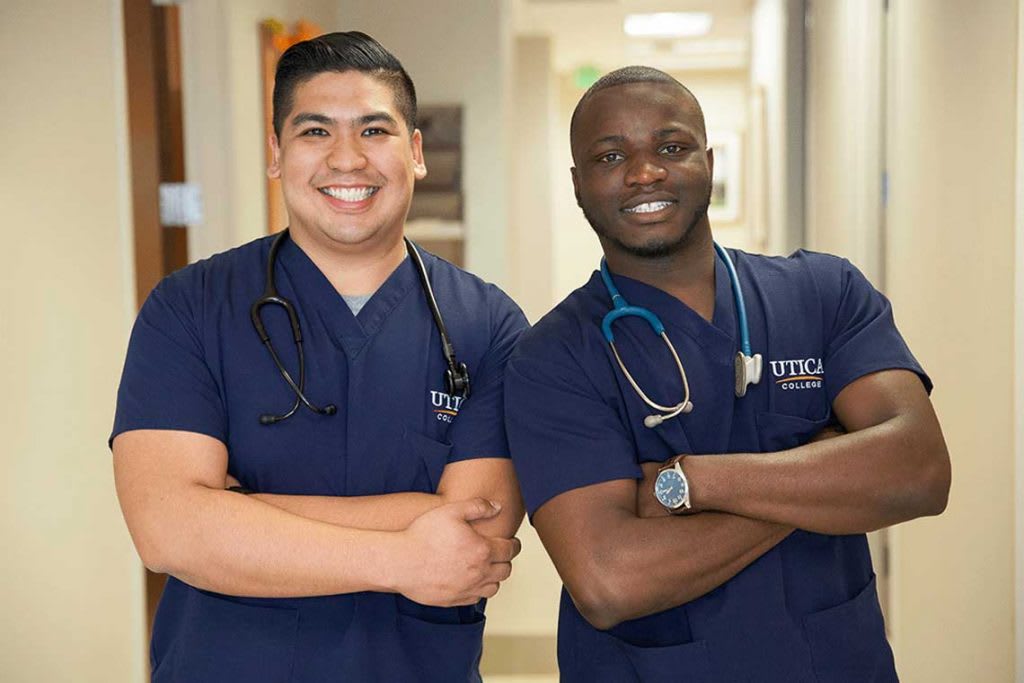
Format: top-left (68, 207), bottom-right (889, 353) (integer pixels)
top-left (813, 256), bottom-right (932, 403)
top-left (110, 274), bottom-right (226, 447)
top-left (505, 335), bottom-right (642, 517)
top-left (447, 287), bottom-right (529, 462)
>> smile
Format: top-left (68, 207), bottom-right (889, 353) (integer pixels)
top-left (622, 200), bottom-right (675, 214)
top-left (318, 185), bottom-right (379, 202)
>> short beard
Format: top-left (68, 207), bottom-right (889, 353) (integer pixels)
top-left (582, 188), bottom-right (712, 260)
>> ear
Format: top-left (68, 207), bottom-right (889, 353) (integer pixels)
top-left (570, 166), bottom-right (582, 207)
top-left (267, 133), bottom-right (282, 179)
top-left (705, 146), bottom-right (714, 180)
top-left (411, 129), bottom-right (427, 180)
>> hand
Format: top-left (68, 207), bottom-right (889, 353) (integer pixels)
top-left (808, 423), bottom-right (846, 444)
top-left (224, 472), bottom-right (241, 489)
top-left (636, 460), bottom-right (672, 518)
top-left (389, 498), bottom-right (522, 607)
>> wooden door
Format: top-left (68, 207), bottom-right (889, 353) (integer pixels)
top-left (122, 0), bottom-right (189, 662)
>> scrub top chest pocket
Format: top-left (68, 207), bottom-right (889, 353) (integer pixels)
top-left (752, 264), bottom-right (834, 446)
top-left (756, 351), bottom-right (833, 452)
top-left (765, 353), bottom-right (829, 420)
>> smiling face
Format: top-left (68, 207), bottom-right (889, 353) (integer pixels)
top-left (268, 70), bottom-right (426, 253)
top-left (570, 81), bottom-right (713, 261)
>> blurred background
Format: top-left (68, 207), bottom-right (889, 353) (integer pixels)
top-left (1, 0), bottom-right (1022, 680)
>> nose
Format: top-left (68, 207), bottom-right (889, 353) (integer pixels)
top-left (624, 154), bottom-right (667, 186)
top-left (326, 134), bottom-right (368, 173)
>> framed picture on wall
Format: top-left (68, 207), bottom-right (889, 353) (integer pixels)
top-left (707, 131), bottom-right (742, 224)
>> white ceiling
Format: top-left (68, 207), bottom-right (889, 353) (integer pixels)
top-left (514, 0), bottom-right (754, 73)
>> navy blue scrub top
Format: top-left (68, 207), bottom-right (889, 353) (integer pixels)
top-left (505, 248), bottom-right (929, 683)
top-left (112, 234), bottom-right (527, 683)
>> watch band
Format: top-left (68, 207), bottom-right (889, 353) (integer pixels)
top-left (659, 454), bottom-right (685, 473)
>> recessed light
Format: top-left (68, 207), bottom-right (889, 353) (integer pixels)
top-left (623, 12), bottom-right (713, 38)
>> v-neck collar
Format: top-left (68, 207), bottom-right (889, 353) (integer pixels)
top-left (595, 250), bottom-right (738, 352)
top-left (276, 236), bottom-right (419, 356)
top-left (590, 250), bottom-right (743, 456)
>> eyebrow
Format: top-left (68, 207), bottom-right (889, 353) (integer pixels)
top-left (356, 111), bottom-right (399, 128)
top-left (655, 127), bottom-right (691, 139)
top-left (289, 111), bottom-right (400, 129)
top-left (588, 134), bottom-right (625, 152)
top-left (290, 112), bottom-right (335, 128)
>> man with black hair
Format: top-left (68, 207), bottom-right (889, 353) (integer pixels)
top-left (112, 32), bottom-right (525, 682)
top-left (505, 66), bottom-right (950, 681)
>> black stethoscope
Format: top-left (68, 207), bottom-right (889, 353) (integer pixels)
top-left (250, 229), bottom-right (470, 425)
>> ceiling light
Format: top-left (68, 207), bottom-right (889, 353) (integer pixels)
top-left (623, 12), bottom-right (713, 38)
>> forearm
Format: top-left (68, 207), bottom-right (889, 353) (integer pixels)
top-left (245, 458), bottom-right (524, 538)
top-left (602, 512), bottom-right (789, 625)
top-left (249, 491), bottom-right (443, 531)
top-left (565, 511), bottom-right (790, 629)
top-left (691, 416), bottom-right (950, 534)
top-left (249, 489), bottom-right (522, 538)
top-left (135, 484), bottom-right (401, 598)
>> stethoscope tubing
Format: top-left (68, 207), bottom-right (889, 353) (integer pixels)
top-left (251, 229), bottom-right (468, 425)
top-left (714, 241), bottom-right (753, 358)
top-left (600, 243), bottom-right (758, 427)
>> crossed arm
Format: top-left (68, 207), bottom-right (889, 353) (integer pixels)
top-left (532, 369), bottom-right (950, 630)
top-left (233, 457), bottom-right (522, 538)
top-left (113, 430), bottom-right (523, 604)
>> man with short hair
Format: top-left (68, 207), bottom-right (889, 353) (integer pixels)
top-left (505, 66), bottom-right (950, 681)
top-left (112, 31), bottom-right (525, 682)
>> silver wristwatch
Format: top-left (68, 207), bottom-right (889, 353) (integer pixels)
top-left (653, 456), bottom-right (691, 514)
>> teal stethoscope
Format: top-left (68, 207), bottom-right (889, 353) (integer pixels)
top-left (600, 242), bottom-right (763, 428)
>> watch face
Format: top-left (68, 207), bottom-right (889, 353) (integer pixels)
top-left (654, 469), bottom-right (688, 509)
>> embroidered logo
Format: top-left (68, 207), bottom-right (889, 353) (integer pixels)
top-left (770, 357), bottom-right (824, 391)
top-left (430, 390), bottom-right (464, 423)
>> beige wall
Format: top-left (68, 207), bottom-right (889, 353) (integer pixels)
top-left (551, 73), bottom-right (602, 302)
top-left (508, 35), bottom-right (557, 323)
top-left (750, 0), bottom-right (805, 255)
top-left (0, 1), bottom-right (142, 681)
top-left (886, 1), bottom-right (1017, 680)
top-left (1016, 2), bottom-right (1024, 676)
top-left (804, 0), bottom-right (885, 282)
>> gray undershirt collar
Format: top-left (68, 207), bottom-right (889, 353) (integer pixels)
top-left (339, 252), bottom-right (410, 316)
top-left (342, 293), bottom-right (373, 316)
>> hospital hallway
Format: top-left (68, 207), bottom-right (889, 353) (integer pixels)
top-left (1, 0), bottom-right (1023, 681)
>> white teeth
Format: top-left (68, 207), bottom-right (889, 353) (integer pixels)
top-left (624, 201), bottom-right (674, 214)
top-left (320, 186), bottom-right (378, 202)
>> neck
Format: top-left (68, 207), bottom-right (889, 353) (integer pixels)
top-left (603, 223), bottom-right (716, 321)
top-left (288, 227), bottom-right (407, 296)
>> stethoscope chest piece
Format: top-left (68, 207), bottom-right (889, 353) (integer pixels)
top-left (734, 352), bottom-right (763, 398)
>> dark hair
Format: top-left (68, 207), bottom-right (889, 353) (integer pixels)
top-left (569, 65), bottom-right (705, 150)
top-left (272, 31), bottom-right (417, 136)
